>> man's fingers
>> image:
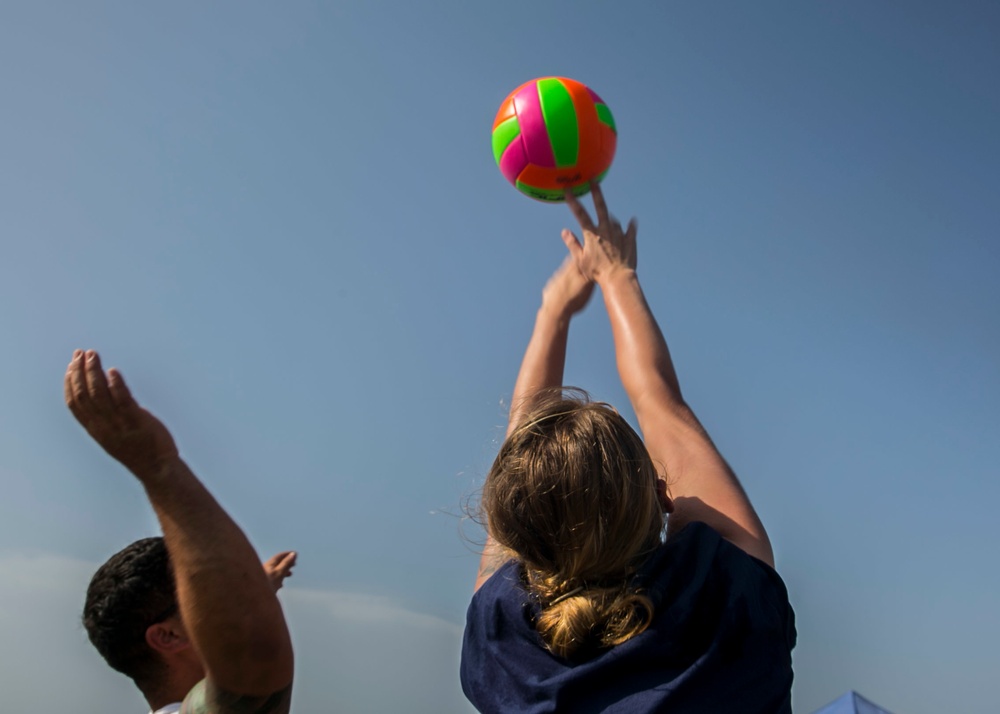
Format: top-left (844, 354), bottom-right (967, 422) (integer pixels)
top-left (107, 368), bottom-right (135, 409)
top-left (67, 350), bottom-right (139, 429)
top-left (590, 181), bottom-right (610, 226)
top-left (264, 551), bottom-right (297, 591)
top-left (64, 350), bottom-right (85, 414)
top-left (565, 189), bottom-right (595, 232)
top-left (84, 351), bottom-right (113, 409)
top-left (266, 551), bottom-right (297, 573)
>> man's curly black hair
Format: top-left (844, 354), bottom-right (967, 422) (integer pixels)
top-left (83, 537), bottom-right (177, 686)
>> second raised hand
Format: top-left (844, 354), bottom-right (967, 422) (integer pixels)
top-left (542, 255), bottom-right (595, 318)
top-left (562, 182), bottom-right (638, 283)
top-left (264, 551), bottom-right (298, 592)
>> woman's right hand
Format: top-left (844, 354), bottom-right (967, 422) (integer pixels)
top-left (541, 255), bottom-right (595, 319)
top-left (562, 182), bottom-right (638, 284)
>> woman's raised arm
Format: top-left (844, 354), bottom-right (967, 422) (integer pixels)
top-left (563, 185), bottom-right (774, 566)
top-left (473, 257), bottom-right (595, 591)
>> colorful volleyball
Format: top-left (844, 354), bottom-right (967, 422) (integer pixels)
top-left (492, 77), bottom-right (617, 202)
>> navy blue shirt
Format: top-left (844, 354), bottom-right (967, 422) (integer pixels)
top-left (462, 522), bottom-right (795, 713)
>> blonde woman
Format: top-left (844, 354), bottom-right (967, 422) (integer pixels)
top-left (461, 184), bottom-right (795, 713)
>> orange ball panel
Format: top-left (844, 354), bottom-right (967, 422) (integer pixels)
top-left (517, 163), bottom-right (587, 192)
top-left (492, 96), bottom-right (517, 131)
top-left (588, 124), bottom-right (616, 177)
top-left (492, 79), bottom-right (536, 130)
top-left (566, 80), bottom-right (604, 180)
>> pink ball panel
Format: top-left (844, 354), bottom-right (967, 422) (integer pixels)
top-left (512, 83), bottom-right (556, 169)
top-left (499, 135), bottom-right (529, 186)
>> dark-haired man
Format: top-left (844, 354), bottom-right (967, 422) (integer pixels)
top-left (67, 350), bottom-right (296, 714)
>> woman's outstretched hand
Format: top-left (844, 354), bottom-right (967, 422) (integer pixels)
top-left (541, 255), bottom-right (595, 319)
top-left (562, 182), bottom-right (638, 284)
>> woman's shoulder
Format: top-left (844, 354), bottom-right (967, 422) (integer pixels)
top-left (468, 558), bottom-right (533, 623)
top-left (660, 520), bottom-right (780, 571)
top-left (642, 521), bottom-right (793, 614)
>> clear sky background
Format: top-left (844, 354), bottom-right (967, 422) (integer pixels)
top-left (1, 2), bottom-right (997, 713)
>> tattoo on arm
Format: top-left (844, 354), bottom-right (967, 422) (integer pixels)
top-left (181, 680), bottom-right (293, 714)
top-left (478, 547), bottom-right (512, 582)
top-left (478, 558), bottom-right (501, 580)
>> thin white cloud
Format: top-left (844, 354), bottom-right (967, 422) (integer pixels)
top-left (283, 587), bottom-right (463, 632)
top-left (0, 551), bottom-right (142, 710)
top-left (280, 587), bottom-right (472, 713)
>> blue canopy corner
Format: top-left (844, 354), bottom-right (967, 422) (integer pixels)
top-left (811, 690), bottom-right (895, 714)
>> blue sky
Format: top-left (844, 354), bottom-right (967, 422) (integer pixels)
top-left (1, 2), bottom-right (997, 712)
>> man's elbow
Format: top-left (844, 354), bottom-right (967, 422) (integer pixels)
top-left (213, 635), bottom-right (295, 696)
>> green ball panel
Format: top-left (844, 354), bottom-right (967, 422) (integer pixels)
top-left (515, 179), bottom-right (594, 203)
top-left (492, 116), bottom-right (521, 166)
top-left (537, 78), bottom-right (579, 169)
top-left (596, 104), bottom-right (616, 135)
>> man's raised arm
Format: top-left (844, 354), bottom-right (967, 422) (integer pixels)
top-left (65, 350), bottom-right (294, 712)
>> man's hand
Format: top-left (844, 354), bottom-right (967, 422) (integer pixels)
top-left (541, 255), bottom-right (595, 319)
top-left (263, 551), bottom-right (297, 592)
top-left (64, 350), bottom-right (179, 482)
top-left (562, 182), bottom-right (638, 284)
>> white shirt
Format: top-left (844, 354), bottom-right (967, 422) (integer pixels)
top-left (150, 704), bottom-right (181, 714)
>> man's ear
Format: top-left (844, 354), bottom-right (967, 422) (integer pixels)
top-left (145, 617), bottom-right (192, 655)
top-left (657, 479), bottom-right (674, 514)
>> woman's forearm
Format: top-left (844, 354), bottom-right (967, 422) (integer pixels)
top-left (506, 306), bottom-right (572, 434)
top-left (599, 270), bottom-right (683, 415)
top-left (475, 259), bottom-right (594, 592)
top-left (598, 264), bottom-right (772, 564)
top-left (475, 307), bottom-right (572, 591)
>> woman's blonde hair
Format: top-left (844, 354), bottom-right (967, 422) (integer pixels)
top-left (483, 389), bottom-right (666, 659)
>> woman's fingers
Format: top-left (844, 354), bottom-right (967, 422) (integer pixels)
top-left (561, 228), bottom-right (584, 258)
top-left (565, 189), bottom-right (596, 233)
top-left (590, 181), bottom-right (610, 227)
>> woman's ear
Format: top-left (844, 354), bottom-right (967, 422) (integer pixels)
top-left (657, 479), bottom-right (674, 514)
top-left (145, 617), bottom-right (192, 655)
